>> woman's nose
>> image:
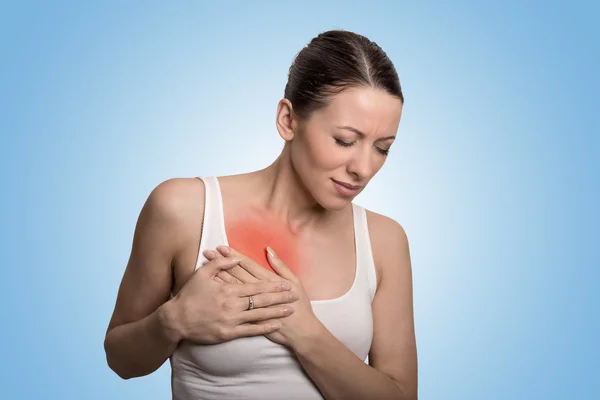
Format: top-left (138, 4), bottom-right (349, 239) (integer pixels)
top-left (346, 147), bottom-right (372, 180)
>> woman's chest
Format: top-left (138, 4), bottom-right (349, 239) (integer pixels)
top-left (225, 219), bottom-right (358, 302)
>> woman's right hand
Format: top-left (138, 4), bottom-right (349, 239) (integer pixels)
top-left (163, 256), bottom-right (298, 345)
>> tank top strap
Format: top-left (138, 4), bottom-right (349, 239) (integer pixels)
top-left (193, 176), bottom-right (228, 271)
top-left (352, 203), bottom-right (378, 301)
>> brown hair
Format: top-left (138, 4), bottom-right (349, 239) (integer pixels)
top-left (284, 29), bottom-right (404, 120)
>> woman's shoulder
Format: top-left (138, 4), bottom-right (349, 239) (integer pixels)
top-left (147, 177), bottom-right (206, 220)
top-left (141, 177), bottom-right (208, 259)
top-left (363, 208), bottom-right (407, 241)
top-left (140, 178), bottom-right (207, 245)
top-left (363, 207), bottom-right (410, 290)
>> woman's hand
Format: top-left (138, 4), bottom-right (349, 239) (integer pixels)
top-left (207, 245), bottom-right (325, 350)
top-left (166, 256), bottom-right (299, 345)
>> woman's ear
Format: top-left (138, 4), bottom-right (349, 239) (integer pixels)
top-left (275, 98), bottom-right (297, 141)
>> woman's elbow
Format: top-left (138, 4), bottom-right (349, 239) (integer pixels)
top-left (104, 335), bottom-right (135, 380)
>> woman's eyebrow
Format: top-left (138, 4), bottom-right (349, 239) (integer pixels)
top-left (336, 125), bottom-right (396, 141)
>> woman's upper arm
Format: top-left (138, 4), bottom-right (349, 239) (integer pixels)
top-left (105, 178), bottom-right (204, 335)
top-left (367, 212), bottom-right (418, 399)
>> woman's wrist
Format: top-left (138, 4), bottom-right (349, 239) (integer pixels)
top-left (157, 299), bottom-right (184, 345)
top-left (291, 319), bottom-right (327, 356)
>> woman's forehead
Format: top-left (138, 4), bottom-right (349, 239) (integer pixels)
top-left (313, 87), bottom-right (403, 133)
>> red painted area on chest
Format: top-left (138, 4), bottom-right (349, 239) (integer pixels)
top-left (225, 218), bottom-right (300, 275)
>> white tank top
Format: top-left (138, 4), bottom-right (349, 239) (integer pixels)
top-left (170, 176), bottom-right (378, 399)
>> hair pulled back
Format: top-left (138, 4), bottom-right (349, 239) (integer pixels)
top-left (284, 30), bottom-right (403, 120)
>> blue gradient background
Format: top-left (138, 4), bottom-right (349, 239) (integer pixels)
top-left (1, 1), bottom-right (598, 399)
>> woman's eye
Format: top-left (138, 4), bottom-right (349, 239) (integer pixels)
top-left (335, 138), bottom-right (354, 147)
top-left (376, 147), bottom-right (390, 156)
top-left (335, 138), bottom-right (390, 156)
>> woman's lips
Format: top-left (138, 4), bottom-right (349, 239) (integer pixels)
top-left (331, 179), bottom-right (361, 197)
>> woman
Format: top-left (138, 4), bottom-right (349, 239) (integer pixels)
top-left (104, 29), bottom-right (418, 399)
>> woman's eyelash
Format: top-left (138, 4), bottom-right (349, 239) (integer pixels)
top-left (334, 138), bottom-right (390, 156)
top-left (335, 138), bottom-right (354, 147)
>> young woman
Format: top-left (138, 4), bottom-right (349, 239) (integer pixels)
top-left (104, 29), bottom-right (418, 400)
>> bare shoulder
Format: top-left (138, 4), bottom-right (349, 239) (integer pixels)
top-left (364, 209), bottom-right (410, 291)
top-left (147, 177), bottom-right (207, 260)
top-left (148, 177), bottom-right (205, 221)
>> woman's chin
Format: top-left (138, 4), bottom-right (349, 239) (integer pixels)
top-left (319, 195), bottom-right (354, 211)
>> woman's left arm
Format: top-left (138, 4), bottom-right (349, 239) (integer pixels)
top-left (291, 217), bottom-right (418, 400)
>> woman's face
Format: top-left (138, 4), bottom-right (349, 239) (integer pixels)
top-left (290, 86), bottom-right (403, 210)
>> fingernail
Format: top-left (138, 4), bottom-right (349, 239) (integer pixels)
top-left (280, 281), bottom-right (291, 290)
top-left (217, 245), bottom-right (231, 255)
top-left (203, 250), bottom-right (216, 259)
top-left (271, 322), bottom-right (281, 330)
top-left (266, 246), bottom-right (276, 258)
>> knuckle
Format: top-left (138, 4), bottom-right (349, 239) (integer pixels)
top-left (268, 294), bottom-right (279, 305)
top-left (263, 293), bottom-right (276, 306)
top-left (244, 325), bottom-right (258, 336)
top-left (254, 323), bottom-right (268, 334)
top-left (272, 282), bottom-right (285, 292)
top-left (268, 307), bottom-right (282, 318)
top-left (221, 313), bottom-right (235, 325)
top-left (216, 270), bottom-right (227, 279)
top-left (259, 282), bottom-right (270, 293)
top-left (215, 284), bottom-right (226, 294)
top-left (217, 256), bottom-right (232, 265)
top-left (285, 291), bottom-right (296, 302)
top-left (216, 326), bottom-right (230, 340)
top-left (221, 285), bottom-right (235, 296)
top-left (222, 298), bottom-right (238, 311)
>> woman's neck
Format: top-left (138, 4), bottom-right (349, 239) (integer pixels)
top-left (244, 151), bottom-right (342, 234)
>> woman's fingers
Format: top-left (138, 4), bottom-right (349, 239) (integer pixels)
top-left (217, 270), bottom-right (241, 284)
top-left (198, 256), bottom-right (242, 278)
top-left (230, 280), bottom-right (290, 297)
top-left (204, 248), bottom-right (259, 284)
top-left (228, 264), bottom-right (259, 284)
top-left (220, 280), bottom-right (297, 311)
top-left (239, 288), bottom-right (298, 310)
top-left (205, 250), bottom-right (237, 283)
top-left (217, 245), bottom-right (283, 281)
top-left (236, 305), bottom-right (295, 325)
top-left (266, 246), bottom-right (298, 282)
top-left (229, 321), bottom-right (283, 338)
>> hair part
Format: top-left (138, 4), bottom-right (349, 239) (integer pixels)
top-left (284, 29), bottom-right (404, 120)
